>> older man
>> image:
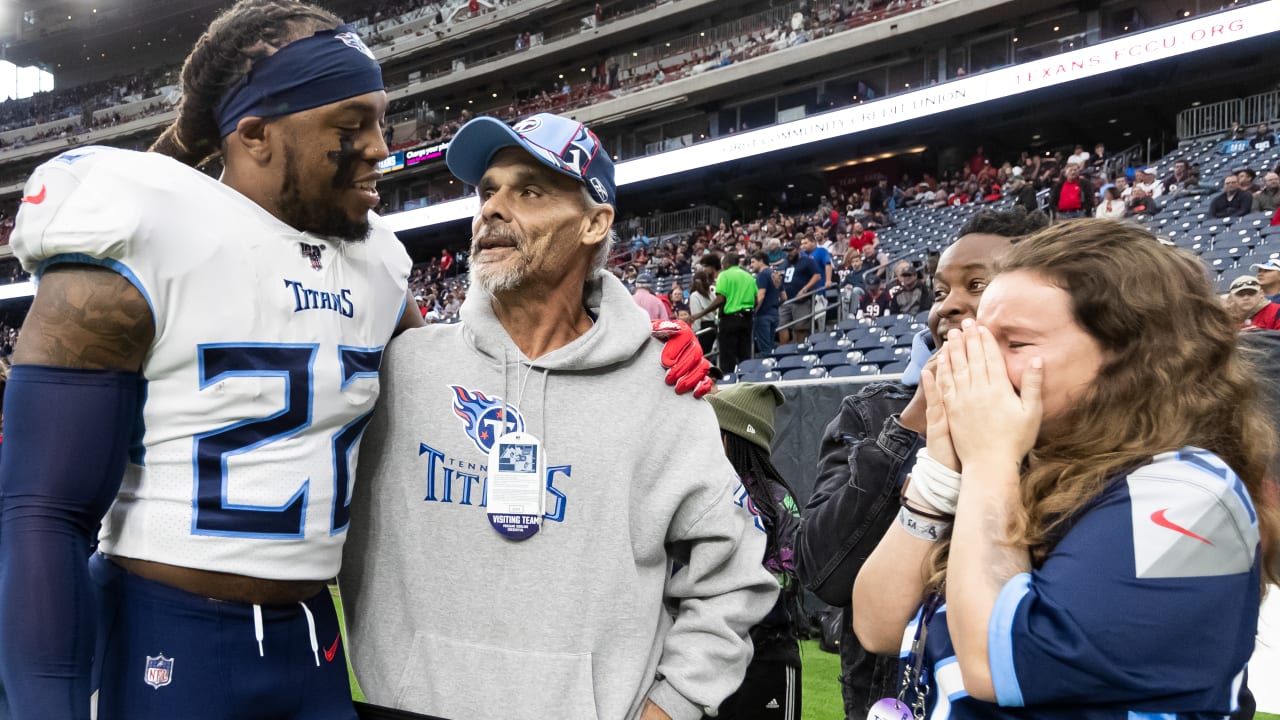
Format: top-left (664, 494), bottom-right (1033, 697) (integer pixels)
top-left (341, 113), bottom-right (777, 720)
top-left (1227, 276), bottom-right (1280, 330)
top-left (1252, 172), bottom-right (1280, 215)
top-left (1210, 175), bottom-right (1252, 218)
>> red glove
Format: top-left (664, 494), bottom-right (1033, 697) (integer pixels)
top-left (651, 319), bottom-right (713, 398)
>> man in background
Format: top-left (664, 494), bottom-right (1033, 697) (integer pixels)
top-left (1252, 172), bottom-right (1280, 216)
top-left (632, 272), bottom-right (670, 320)
top-left (750, 251), bottom-right (781, 356)
top-left (888, 261), bottom-right (927, 316)
top-left (1210, 175), bottom-right (1252, 218)
top-left (797, 207), bottom-right (1048, 719)
top-left (777, 242), bottom-right (820, 345)
top-left (1227, 276), bottom-right (1280, 331)
top-left (1254, 259), bottom-right (1280, 302)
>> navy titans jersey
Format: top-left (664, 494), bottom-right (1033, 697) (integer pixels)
top-left (901, 448), bottom-right (1260, 719)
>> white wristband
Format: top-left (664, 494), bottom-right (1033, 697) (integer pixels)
top-left (905, 447), bottom-right (962, 516)
top-left (897, 506), bottom-right (951, 542)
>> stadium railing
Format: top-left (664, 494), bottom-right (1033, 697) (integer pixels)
top-left (1177, 89), bottom-right (1280, 141)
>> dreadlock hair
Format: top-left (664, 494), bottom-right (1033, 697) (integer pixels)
top-left (149, 0), bottom-right (343, 168)
top-left (957, 205), bottom-right (1050, 239)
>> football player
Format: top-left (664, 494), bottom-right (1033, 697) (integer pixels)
top-left (0, 3), bottom-right (708, 719)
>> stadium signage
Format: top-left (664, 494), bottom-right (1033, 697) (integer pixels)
top-left (405, 142), bottom-right (449, 167)
top-left (377, 151), bottom-right (406, 173)
top-left (261, 4), bottom-right (1280, 232)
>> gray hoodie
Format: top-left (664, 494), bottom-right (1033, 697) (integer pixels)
top-left (342, 270), bottom-right (778, 720)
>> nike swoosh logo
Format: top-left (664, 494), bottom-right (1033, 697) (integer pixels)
top-left (21, 185), bottom-right (46, 204)
top-left (324, 634), bottom-right (340, 663)
top-left (1150, 509), bottom-right (1214, 545)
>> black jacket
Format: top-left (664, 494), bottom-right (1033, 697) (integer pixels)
top-left (796, 382), bottom-right (918, 718)
top-left (1209, 189), bottom-right (1253, 218)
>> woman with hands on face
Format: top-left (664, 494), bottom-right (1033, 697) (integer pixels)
top-left (852, 220), bottom-right (1280, 720)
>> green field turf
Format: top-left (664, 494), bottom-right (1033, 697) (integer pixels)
top-left (800, 639), bottom-right (845, 719)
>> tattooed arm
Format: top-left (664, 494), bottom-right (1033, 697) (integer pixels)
top-left (0, 265), bottom-right (153, 719)
top-left (13, 265), bottom-right (154, 369)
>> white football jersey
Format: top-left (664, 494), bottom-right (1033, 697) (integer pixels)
top-left (11, 147), bottom-right (412, 580)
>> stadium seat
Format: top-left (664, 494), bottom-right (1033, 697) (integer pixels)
top-left (820, 351), bottom-right (852, 368)
top-left (827, 365), bottom-right (859, 378)
top-left (771, 343), bottom-right (801, 357)
top-left (809, 335), bottom-right (849, 353)
top-left (836, 319), bottom-right (864, 333)
top-left (739, 369), bottom-right (782, 383)
top-left (774, 355), bottom-right (814, 371)
top-left (881, 359), bottom-right (910, 374)
top-left (782, 367), bottom-right (826, 381)
top-left (893, 332), bottom-right (917, 347)
top-left (862, 348), bottom-right (898, 365)
top-left (735, 358), bottom-right (775, 375)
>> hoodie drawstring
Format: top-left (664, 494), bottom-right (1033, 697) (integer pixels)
top-left (299, 600), bottom-right (320, 667)
top-left (251, 600), bottom-right (319, 666)
top-left (253, 604), bottom-right (264, 657)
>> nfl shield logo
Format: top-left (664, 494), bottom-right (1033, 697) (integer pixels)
top-left (144, 654), bottom-right (174, 689)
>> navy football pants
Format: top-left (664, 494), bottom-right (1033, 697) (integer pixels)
top-left (89, 554), bottom-right (357, 720)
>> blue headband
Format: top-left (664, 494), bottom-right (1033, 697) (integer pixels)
top-left (215, 25), bottom-right (384, 138)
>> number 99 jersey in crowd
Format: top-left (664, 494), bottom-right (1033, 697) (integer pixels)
top-left (10, 146), bottom-right (411, 581)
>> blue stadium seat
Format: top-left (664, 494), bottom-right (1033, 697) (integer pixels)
top-left (881, 359), bottom-right (910, 374)
top-left (862, 348), bottom-right (898, 365)
top-left (809, 335), bottom-right (848, 353)
top-left (820, 352), bottom-right (852, 368)
top-left (827, 365), bottom-right (859, 378)
top-left (771, 343), bottom-right (801, 357)
top-left (836, 319), bottom-right (864, 333)
top-left (739, 369), bottom-right (782, 383)
top-left (852, 334), bottom-right (895, 352)
top-left (719, 373), bottom-right (737, 385)
top-left (774, 355), bottom-right (814, 371)
top-left (735, 358), bottom-right (775, 375)
top-left (782, 367), bottom-right (826, 381)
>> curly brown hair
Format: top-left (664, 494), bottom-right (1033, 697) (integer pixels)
top-left (929, 219), bottom-right (1280, 590)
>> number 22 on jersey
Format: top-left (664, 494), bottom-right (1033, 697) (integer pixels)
top-left (192, 342), bottom-right (382, 538)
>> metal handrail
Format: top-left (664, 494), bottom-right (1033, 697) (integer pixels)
top-left (1177, 89), bottom-right (1280, 141)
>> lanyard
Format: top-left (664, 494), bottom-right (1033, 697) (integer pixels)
top-left (897, 592), bottom-right (944, 720)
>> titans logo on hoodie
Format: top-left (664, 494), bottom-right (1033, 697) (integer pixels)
top-left (415, 384), bottom-right (572, 521)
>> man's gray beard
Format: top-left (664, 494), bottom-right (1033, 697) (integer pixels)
top-left (471, 254), bottom-right (529, 294)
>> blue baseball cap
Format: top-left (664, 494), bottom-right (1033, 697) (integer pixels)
top-left (446, 113), bottom-right (616, 206)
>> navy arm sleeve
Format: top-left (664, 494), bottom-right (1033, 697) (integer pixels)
top-left (796, 383), bottom-right (916, 606)
top-left (0, 365), bottom-right (141, 720)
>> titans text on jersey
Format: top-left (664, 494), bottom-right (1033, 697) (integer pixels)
top-left (9, 146), bottom-right (412, 580)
